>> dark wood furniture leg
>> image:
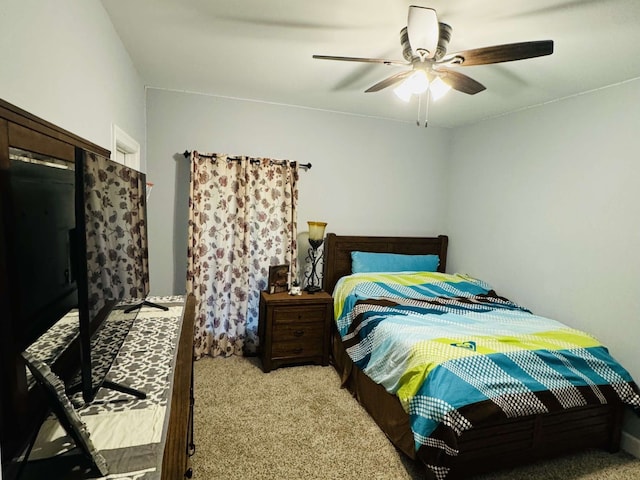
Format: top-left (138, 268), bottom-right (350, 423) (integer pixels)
top-left (161, 294), bottom-right (196, 479)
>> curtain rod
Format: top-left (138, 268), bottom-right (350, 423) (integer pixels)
top-left (183, 151), bottom-right (311, 170)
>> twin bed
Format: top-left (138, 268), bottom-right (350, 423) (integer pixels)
top-left (323, 233), bottom-right (640, 480)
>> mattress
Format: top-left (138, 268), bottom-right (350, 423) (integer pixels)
top-left (334, 271), bottom-right (640, 478)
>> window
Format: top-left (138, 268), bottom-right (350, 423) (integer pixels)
top-left (112, 124), bottom-right (140, 171)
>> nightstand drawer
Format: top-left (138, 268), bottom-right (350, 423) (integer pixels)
top-left (273, 306), bottom-right (325, 325)
top-left (272, 322), bottom-right (324, 341)
top-left (271, 338), bottom-right (323, 358)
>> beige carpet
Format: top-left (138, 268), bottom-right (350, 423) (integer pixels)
top-left (192, 356), bottom-right (640, 479)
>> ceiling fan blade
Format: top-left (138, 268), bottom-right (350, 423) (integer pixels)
top-left (312, 55), bottom-right (408, 67)
top-left (407, 6), bottom-right (439, 59)
top-left (436, 68), bottom-right (486, 95)
top-left (445, 40), bottom-right (554, 66)
top-left (365, 70), bottom-right (414, 93)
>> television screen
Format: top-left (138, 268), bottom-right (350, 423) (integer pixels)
top-left (74, 150), bottom-right (150, 403)
top-left (7, 148), bottom-right (78, 349)
top-left (81, 152), bottom-right (150, 314)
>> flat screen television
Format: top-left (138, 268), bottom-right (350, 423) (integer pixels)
top-left (72, 149), bottom-right (152, 404)
top-left (5, 148), bottom-right (78, 351)
top-left (1, 147), bottom-right (80, 475)
top-left (7, 146), bottom-right (156, 405)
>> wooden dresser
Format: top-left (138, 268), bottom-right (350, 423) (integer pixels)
top-left (13, 296), bottom-right (195, 479)
top-left (162, 293), bottom-right (196, 479)
top-left (258, 291), bottom-right (333, 372)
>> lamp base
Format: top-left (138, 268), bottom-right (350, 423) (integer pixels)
top-left (304, 285), bottom-right (322, 294)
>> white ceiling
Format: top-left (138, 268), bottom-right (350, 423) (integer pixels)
top-left (101, 0), bottom-right (640, 128)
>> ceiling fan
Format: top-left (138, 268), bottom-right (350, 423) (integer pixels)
top-left (313, 5), bottom-right (554, 113)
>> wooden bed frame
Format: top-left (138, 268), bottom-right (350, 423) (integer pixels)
top-left (322, 233), bottom-right (623, 479)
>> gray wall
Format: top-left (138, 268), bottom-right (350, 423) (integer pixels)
top-left (0, 0), bottom-right (146, 167)
top-left (446, 78), bottom-right (640, 451)
top-left (145, 88), bottom-right (452, 296)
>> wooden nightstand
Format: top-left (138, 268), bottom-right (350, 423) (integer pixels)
top-left (258, 290), bottom-right (333, 372)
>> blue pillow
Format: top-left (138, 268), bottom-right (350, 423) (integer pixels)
top-left (351, 251), bottom-right (440, 274)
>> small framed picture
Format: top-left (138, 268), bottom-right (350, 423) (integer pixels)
top-left (268, 264), bottom-right (289, 293)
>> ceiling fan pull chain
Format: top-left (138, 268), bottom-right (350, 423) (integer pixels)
top-left (424, 89), bottom-right (430, 128)
top-left (415, 91), bottom-right (429, 128)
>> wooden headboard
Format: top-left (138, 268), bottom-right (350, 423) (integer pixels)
top-left (322, 234), bottom-right (449, 294)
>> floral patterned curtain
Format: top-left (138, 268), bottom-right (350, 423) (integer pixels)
top-left (83, 152), bottom-right (149, 316)
top-left (187, 152), bottom-right (299, 358)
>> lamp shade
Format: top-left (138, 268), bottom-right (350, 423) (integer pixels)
top-left (430, 76), bottom-right (452, 101)
top-left (394, 70), bottom-right (429, 102)
top-left (308, 221), bottom-right (327, 242)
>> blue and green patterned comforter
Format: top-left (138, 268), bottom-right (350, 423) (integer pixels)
top-left (334, 272), bottom-right (640, 479)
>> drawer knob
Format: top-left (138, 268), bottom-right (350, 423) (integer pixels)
top-left (293, 330), bottom-right (304, 337)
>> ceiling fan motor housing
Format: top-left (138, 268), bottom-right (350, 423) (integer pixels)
top-left (435, 23), bottom-right (452, 61)
top-left (401, 22), bottom-right (452, 63)
top-left (400, 27), bottom-right (414, 62)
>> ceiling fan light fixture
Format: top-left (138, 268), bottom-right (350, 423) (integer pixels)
top-left (394, 70), bottom-right (429, 101)
top-left (430, 76), bottom-right (452, 101)
top-left (314, 6), bottom-right (554, 110)
top-left (393, 84), bottom-right (413, 102)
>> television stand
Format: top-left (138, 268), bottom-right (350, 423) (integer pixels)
top-left (123, 299), bottom-right (169, 314)
top-left (101, 380), bottom-right (146, 400)
top-left (15, 295), bottom-right (195, 480)
top-left (65, 379), bottom-right (147, 402)
top-left (21, 352), bottom-right (109, 477)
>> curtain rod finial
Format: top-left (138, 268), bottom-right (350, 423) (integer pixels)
top-left (183, 150), bottom-right (190, 158)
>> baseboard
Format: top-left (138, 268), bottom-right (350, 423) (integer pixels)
top-left (621, 431), bottom-right (640, 458)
